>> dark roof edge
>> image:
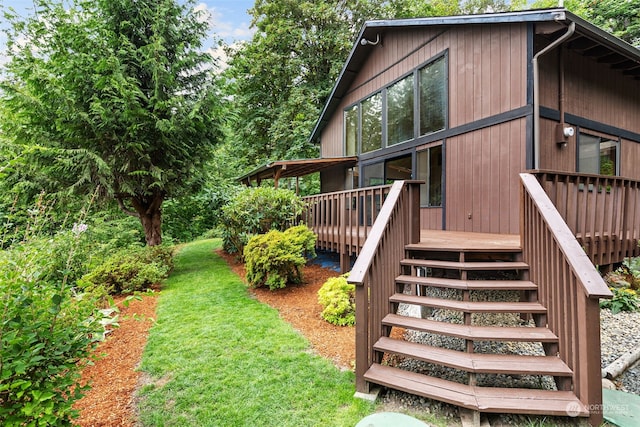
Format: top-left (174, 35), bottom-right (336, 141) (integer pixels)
top-left (308, 8), bottom-right (640, 144)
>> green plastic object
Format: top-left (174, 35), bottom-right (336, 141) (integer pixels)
top-left (355, 412), bottom-right (429, 427)
top-left (602, 388), bottom-right (640, 427)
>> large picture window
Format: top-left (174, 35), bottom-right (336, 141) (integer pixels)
top-left (578, 133), bottom-right (618, 176)
top-left (419, 56), bottom-right (446, 135)
top-left (344, 105), bottom-right (358, 156)
top-left (342, 53), bottom-right (448, 156)
top-left (361, 92), bottom-right (382, 153)
top-left (387, 75), bottom-right (414, 146)
top-left (417, 145), bottom-right (443, 207)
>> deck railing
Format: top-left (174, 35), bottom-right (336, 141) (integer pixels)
top-left (534, 170), bottom-right (640, 267)
top-left (345, 181), bottom-right (422, 393)
top-left (301, 184), bottom-right (394, 270)
top-left (520, 173), bottom-right (612, 426)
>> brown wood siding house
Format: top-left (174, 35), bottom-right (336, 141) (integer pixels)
top-left (310, 8), bottom-right (640, 267)
top-left (287, 9), bottom-right (640, 424)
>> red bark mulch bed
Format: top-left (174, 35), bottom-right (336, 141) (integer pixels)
top-left (72, 249), bottom-right (353, 426)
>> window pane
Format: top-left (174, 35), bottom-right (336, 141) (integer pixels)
top-left (417, 146), bottom-right (443, 207)
top-left (385, 155), bottom-right (412, 183)
top-left (578, 134), bottom-right (600, 174)
top-left (362, 162), bottom-right (384, 187)
top-left (387, 75), bottom-right (414, 146)
top-left (429, 145), bottom-right (443, 206)
top-left (344, 105), bottom-right (358, 156)
top-left (419, 57), bottom-right (446, 135)
top-left (361, 93), bottom-right (382, 153)
top-left (599, 139), bottom-right (617, 176)
top-left (578, 133), bottom-right (618, 176)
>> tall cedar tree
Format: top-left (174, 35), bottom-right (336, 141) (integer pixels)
top-left (0, 0), bottom-right (223, 245)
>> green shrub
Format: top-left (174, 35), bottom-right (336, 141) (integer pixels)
top-left (244, 225), bottom-right (316, 290)
top-left (0, 224), bottom-right (108, 425)
top-left (608, 257), bottom-right (640, 291)
top-left (220, 187), bottom-right (306, 256)
top-left (600, 287), bottom-right (640, 314)
top-left (80, 245), bottom-right (174, 294)
top-left (162, 187), bottom-right (233, 243)
top-left (317, 274), bottom-right (355, 326)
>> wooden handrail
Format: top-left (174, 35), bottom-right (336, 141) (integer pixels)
top-left (521, 173), bottom-right (612, 298)
top-left (348, 181), bottom-right (420, 284)
top-left (302, 183), bottom-right (412, 271)
top-left (532, 170), bottom-right (640, 267)
top-left (346, 180), bottom-right (422, 393)
top-left (520, 173), bottom-right (611, 426)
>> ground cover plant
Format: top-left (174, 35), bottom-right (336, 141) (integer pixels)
top-left (603, 256), bottom-right (640, 313)
top-left (136, 239), bottom-right (374, 426)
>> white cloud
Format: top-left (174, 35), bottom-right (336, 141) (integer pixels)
top-left (195, 2), bottom-right (254, 43)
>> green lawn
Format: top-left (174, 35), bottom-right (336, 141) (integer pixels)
top-left (136, 239), bottom-right (375, 426)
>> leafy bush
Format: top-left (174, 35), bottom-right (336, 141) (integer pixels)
top-left (600, 287), bottom-right (640, 314)
top-left (602, 256), bottom-right (640, 313)
top-left (317, 274), bottom-right (355, 326)
top-left (220, 187), bottom-right (306, 256)
top-left (606, 257), bottom-right (640, 291)
top-left (244, 225), bottom-right (316, 290)
top-left (0, 223), bottom-right (108, 425)
top-left (80, 245), bottom-right (174, 294)
top-left (162, 186), bottom-right (233, 243)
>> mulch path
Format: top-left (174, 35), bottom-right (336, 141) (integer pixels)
top-left (73, 292), bottom-right (158, 427)
top-left (72, 248), bottom-right (352, 425)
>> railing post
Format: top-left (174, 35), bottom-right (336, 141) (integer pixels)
top-left (355, 276), bottom-right (369, 393)
top-left (579, 297), bottom-right (605, 427)
top-left (408, 181), bottom-right (421, 245)
top-left (520, 173), bottom-right (612, 424)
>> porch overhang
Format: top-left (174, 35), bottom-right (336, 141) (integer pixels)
top-left (238, 157), bottom-right (358, 187)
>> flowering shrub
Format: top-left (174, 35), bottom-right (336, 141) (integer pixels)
top-left (317, 274), bottom-right (355, 326)
top-left (244, 225), bottom-right (316, 290)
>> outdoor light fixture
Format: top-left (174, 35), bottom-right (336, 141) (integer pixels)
top-left (360, 34), bottom-right (381, 46)
top-left (563, 126), bottom-right (575, 138)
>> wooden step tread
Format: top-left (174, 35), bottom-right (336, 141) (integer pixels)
top-left (396, 275), bottom-right (537, 291)
top-left (401, 259), bottom-right (529, 271)
top-left (405, 243), bottom-right (522, 253)
top-left (364, 364), bottom-right (588, 417)
top-left (374, 337), bottom-right (572, 376)
top-left (389, 294), bottom-right (546, 313)
top-left (382, 313), bottom-right (558, 342)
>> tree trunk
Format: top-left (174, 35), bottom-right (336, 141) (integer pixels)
top-left (139, 207), bottom-right (163, 246)
top-left (119, 192), bottom-right (165, 246)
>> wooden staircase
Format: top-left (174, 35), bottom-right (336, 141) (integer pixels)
top-left (361, 242), bottom-right (590, 418)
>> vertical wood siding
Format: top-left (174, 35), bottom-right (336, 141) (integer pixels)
top-left (321, 24), bottom-right (528, 158)
top-left (445, 119), bottom-right (527, 234)
top-left (419, 207), bottom-right (442, 230)
top-left (538, 47), bottom-right (640, 174)
top-left (538, 118), bottom-right (576, 172)
top-left (320, 24), bottom-right (528, 234)
top-left (621, 139), bottom-right (640, 180)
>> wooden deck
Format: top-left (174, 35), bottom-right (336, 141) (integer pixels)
top-left (413, 230), bottom-right (521, 252)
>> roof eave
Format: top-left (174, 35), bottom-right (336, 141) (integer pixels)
top-left (308, 8), bottom-right (640, 144)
